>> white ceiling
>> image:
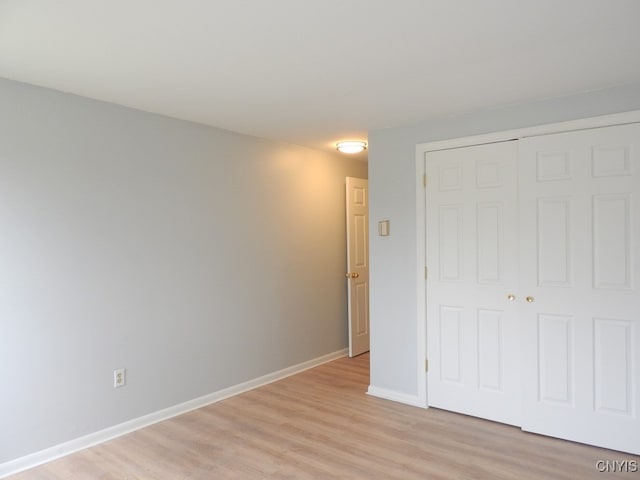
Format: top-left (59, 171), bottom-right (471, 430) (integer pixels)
top-left (1, 0), bottom-right (640, 160)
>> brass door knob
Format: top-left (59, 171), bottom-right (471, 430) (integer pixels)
top-left (345, 272), bottom-right (360, 278)
top-left (507, 294), bottom-right (516, 301)
top-left (526, 296), bottom-right (535, 303)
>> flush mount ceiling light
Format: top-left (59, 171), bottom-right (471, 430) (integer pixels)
top-left (336, 141), bottom-right (367, 154)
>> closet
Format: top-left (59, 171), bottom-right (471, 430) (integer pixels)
top-left (424, 122), bottom-right (640, 454)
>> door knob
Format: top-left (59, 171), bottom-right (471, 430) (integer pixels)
top-left (507, 294), bottom-right (516, 301)
top-left (526, 296), bottom-right (535, 303)
top-left (346, 272), bottom-right (359, 278)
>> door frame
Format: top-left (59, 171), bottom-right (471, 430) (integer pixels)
top-left (414, 110), bottom-right (640, 408)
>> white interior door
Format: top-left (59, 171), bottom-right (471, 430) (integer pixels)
top-left (519, 123), bottom-right (640, 454)
top-left (346, 177), bottom-right (369, 357)
top-left (426, 141), bottom-right (521, 426)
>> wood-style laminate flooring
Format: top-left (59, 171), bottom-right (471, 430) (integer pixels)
top-left (9, 353), bottom-right (639, 479)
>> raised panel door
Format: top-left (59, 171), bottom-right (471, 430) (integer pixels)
top-left (519, 123), bottom-right (640, 454)
top-left (426, 140), bottom-right (520, 426)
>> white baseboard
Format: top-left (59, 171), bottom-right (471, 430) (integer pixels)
top-left (0, 348), bottom-right (348, 479)
top-left (367, 385), bottom-right (426, 408)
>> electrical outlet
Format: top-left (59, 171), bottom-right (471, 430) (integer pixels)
top-left (114, 368), bottom-right (126, 388)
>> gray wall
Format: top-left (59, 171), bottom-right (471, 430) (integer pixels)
top-left (0, 78), bottom-right (367, 463)
top-left (368, 83), bottom-right (640, 398)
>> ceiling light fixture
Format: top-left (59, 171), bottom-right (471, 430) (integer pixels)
top-left (336, 141), bottom-right (367, 154)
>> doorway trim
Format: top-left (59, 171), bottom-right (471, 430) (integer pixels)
top-left (414, 109), bottom-right (640, 409)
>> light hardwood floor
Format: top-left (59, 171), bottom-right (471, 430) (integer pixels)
top-left (9, 353), bottom-right (639, 479)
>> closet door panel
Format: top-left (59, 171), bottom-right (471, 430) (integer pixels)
top-left (426, 141), bottom-right (520, 426)
top-left (519, 123), bottom-right (640, 455)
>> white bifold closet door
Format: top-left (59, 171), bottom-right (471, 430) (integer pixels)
top-left (426, 122), bottom-right (640, 454)
top-left (519, 123), bottom-right (640, 454)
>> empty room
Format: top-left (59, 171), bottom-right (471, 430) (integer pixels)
top-left (1, 1), bottom-right (640, 478)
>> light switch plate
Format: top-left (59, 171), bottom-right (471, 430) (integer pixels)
top-left (378, 220), bottom-right (390, 236)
